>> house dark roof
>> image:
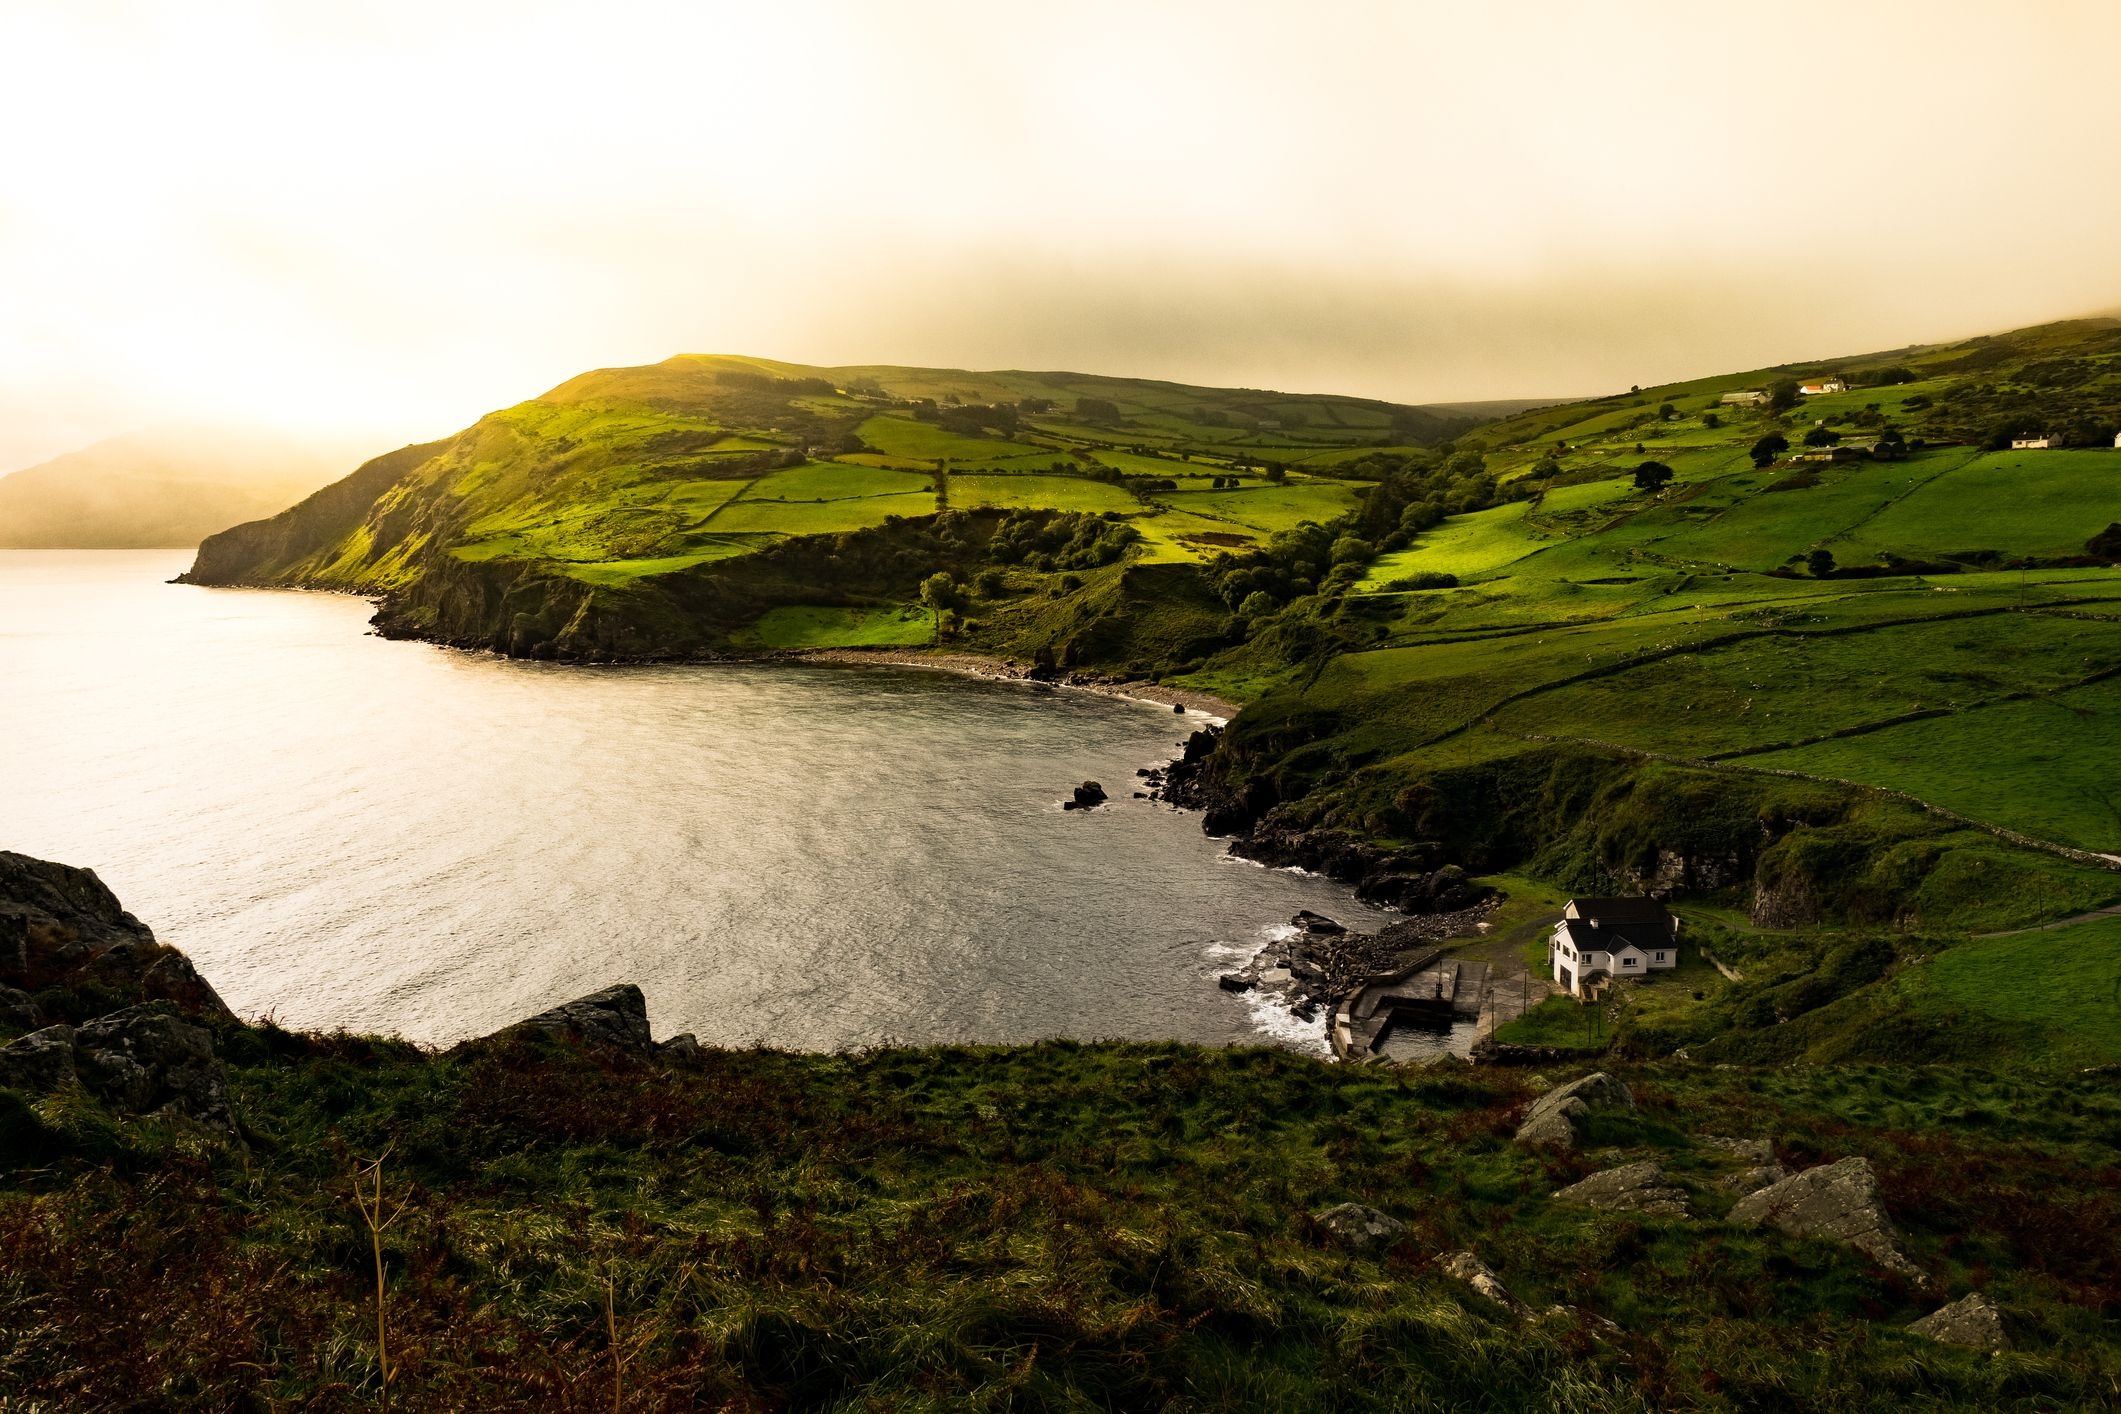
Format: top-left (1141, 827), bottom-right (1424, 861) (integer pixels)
top-left (1567, 897), bottom-right (1670, 924)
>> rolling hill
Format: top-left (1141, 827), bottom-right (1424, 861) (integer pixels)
top-left (0, 429), bottom-right (346, 549)
top-left (185, 321), bottom-right (2121, 946)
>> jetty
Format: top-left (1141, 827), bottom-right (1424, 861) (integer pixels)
top-left (1332, 953), bottom-right (1490, 1060)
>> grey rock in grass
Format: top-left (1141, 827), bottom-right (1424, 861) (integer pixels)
top-left (72, 1004), bottom-right (234, 1131)
top-left (1514, 1071), bottom-right (1634, 1150)
top-left (659, 1032), bottom-right (701, 1064)
top-left (0, 1023), bottom-right (79, 1094)
top-left (1441, 1251), bottom-right (1525, 1313)
top-left (1907, 1292), bottom-right (2007, 1351)
top-left (1552, 1160), bottom-right (1690, 1218)
top-left (1314, 1202), bottom-right (1407, 1251)
top-left (517, 983), bottom-right (656, 1054)
top-left (1727, 1157), bottom-right (1926, 1286)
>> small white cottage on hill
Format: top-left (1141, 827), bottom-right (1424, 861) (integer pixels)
top-left (1550, 897), bottom-right (1679, 997)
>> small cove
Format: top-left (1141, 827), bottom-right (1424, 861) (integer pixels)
top-left (1, 551), bottom-right (1391, 1048)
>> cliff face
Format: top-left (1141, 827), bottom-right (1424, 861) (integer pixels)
top-left (179, 437), bottom-right (455, 587)
top-left (0, 851), bottom-right (230, 1026)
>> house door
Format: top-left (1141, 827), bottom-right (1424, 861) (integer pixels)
top-left (1559, 965), bottom-right (1574, 993)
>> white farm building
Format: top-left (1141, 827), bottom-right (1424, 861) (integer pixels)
top-left (2012, 435), bottom-right (2062, 450)
top-left (1799, 378), bottom-right (1848, 396)
top-left (1550, 897), bottom-right (1679, 997)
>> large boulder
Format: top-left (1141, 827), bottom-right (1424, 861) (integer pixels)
top-left (71, 1005), bottom-right (235, 1131)
top-left (1063, 781), bottom-right (1108, 811)
top-left (1314, 1202), bottom-right (1407, 1252)
top-left (1552, 1160), bottom-right (1690, 1218)
top-left (514, 984), bottom-right (656, 1054)
top-left (0, 851), bottom-right (232, 1024)
top-left (1728, 1157), bottom-right (1925, 1285)
top-left (1514, 1072), bottom-right (1634, 1150)
top-left (1907, 1292), bottom-right (2007, 1351)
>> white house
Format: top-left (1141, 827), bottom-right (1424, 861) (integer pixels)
top-left (1549, 897), bottom-right (1679, 997)
top-left (1720, 390), bottom-right (1769, 406)
top-left (2012, 435), bottom-right (2061, 450)
top-left (1799, 378), bottom-right (1848, 396)
top-left (2114, 431), bottom-right (2121, 448)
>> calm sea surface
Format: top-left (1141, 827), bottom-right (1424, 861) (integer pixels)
top-left (0, 551), bottom-right (1389, 1049)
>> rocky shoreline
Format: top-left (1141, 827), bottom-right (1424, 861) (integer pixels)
top-left (785, 647), bottom-right (1240, 720)
top-left (1215, 901), bottom-right (1502, 1031)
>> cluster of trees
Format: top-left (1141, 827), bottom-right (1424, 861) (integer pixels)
top-left (1206, 523), bottom-right (1335, 617)
top-left (986, 510), bottom-right (1138, 572)
top-left (713, 370), bottom-right (837, 398)
top-left (1074, 397), bottom-right (1122, 423)
top-left (907, 400), bottom-right (1022, 435)
top-left (1342, 449), bottom-right (1502, 550)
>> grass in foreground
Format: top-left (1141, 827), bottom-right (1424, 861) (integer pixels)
top-left (3, 1035), bottom-right (2117, 1409)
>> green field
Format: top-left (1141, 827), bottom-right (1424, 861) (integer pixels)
top-left (1750, 678), bottom-right (2121, 852)
top-left (857, 415), bottom-right (1052, 465)
top-left (1917, 914), bottom-right (2121, 1064)
top-left (709, 491), bottom-right (937, 535)
top-left (1157, 481), bottom-right (1362, 533)
top-left (735, 603), bottom-right (936, 648)
top-left (950, 473), bottom-right (1141, 513)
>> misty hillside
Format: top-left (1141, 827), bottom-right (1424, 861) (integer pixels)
top-left (0, 430), bottom-right (346, 549)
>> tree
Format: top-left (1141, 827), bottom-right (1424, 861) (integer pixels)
top-left (919, 572), bottom-right (963, 642)
top-left (1875, 428), bottom-right (1908, 461)
top-left (1750, 432), bottom-right (1790, 468)
top-left (1263, 464), bottom-right (1287, 483)
top-left (1238, 590), bottom-right (1278, 619)
top-left (1632, 461), bottom-right (1675, 492)
top-left (1702, 411), bottom-right (1722, 429)
top-left (1802, 425), bottom-right (1841, 447)
top-left (1807, 549), bottom-right (1837, 578)
top-left (1657, 402), bottom-right (1677, 421)
top-left (1767, 379), bottom-right (1801, 412)
top-left (1329, 535), bottom-right (1375, 565)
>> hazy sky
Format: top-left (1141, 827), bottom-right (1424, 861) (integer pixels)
top-left (5, 0), bottom-right (2120, 470)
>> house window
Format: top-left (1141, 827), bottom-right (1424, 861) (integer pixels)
top-left (1655, 951), bottom-right (1665, 961)
top-left (1623, 957), bottom-right (1637, 967)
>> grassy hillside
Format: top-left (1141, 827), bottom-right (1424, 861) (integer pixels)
top-left (1181, 318), bottom-right (2121, 936)
top-left (182, 321), bottom-right (2121, 937)
top-left (0, 428), bottom-right (346, 549)
top-left (8, 1006), bottom-right (2119, 1409)
top-left (185, 357), bottom-right (1471, 593)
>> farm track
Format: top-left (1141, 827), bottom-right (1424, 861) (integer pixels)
top-left (1397, 595), bottom-right (2121, 757)
top-left (1513, 730), bottom-right (2121, 874)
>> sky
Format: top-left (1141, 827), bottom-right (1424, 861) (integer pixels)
top-left (4, 0), bottom-right (2120, 471)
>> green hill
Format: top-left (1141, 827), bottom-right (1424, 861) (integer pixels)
top-left (184, 323), bottom-right (2121, 938)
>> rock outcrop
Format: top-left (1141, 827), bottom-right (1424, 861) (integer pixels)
top-left (513, 984), bottom-right (657, 1054)
top-left (1313, 1202), bottom-right (1407, 1252)
top-left (1552, 1160), bottom-right (1690, 1218)
top-left (1063, 781), bottom-right (1108, 811)
top-left (0, 1005), bottom-right (235, 1132)
top-left (1906, 1292), bottom-right (2007, 1351)
top-left (1513, 1072), bottom-right (1634, 1150)
top-left (1728, 1157), bottom-right (1926, 1285)
top-left (0, 851), bottom-right (233, 1026)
